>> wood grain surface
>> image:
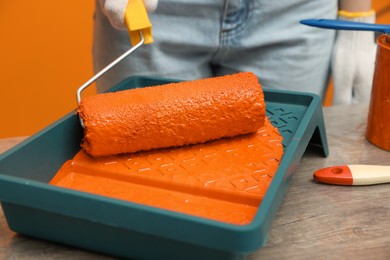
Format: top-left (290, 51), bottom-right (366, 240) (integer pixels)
top-left (1, 104), bottom-right (389, 259)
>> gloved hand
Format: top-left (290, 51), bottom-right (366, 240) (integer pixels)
top-left (331, 10), bottom-right (377, 105)
top-left (98, 0), bottom-right (158, 30)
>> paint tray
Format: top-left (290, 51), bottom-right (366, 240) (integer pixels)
top-left (0, 76), bottom-right (328, 259)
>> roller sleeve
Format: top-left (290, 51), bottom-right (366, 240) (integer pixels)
top-left (78, 72), bottom-right (266, 157)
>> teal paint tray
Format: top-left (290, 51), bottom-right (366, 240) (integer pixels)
top-left (0, 76), bottom-right (328, 259)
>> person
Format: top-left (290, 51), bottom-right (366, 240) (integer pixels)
top-left (94, 0), bottom-right (376, 105)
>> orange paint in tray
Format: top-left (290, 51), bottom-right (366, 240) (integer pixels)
top-left (50, 73), bottom-right (284, 225)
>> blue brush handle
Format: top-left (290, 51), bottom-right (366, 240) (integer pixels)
top-left (300, 19), bottom-right (390, 34)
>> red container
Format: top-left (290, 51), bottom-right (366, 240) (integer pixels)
top-left (366, 34), bottom-right (390, 151)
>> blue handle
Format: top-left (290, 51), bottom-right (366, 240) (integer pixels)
top-left (300, 19), bottom-right (390, 34)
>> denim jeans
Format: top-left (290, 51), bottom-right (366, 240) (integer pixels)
top-left (93, 0), bottom-right (337, 96)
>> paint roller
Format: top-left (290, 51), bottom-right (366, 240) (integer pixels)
top-left (78, 72), bottom-right (266, 157)
top-left (76, 2), bottom-right (266, 157)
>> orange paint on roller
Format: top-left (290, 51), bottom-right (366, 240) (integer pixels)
top-left (78, 72), bottom-right (266, 157)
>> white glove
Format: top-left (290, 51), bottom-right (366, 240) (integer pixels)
top-left (331, 12), bottom-right (377, 105)
top-left (98, 0), bottom-right (158, 30)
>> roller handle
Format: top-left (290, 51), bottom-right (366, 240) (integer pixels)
top-left (125, 0), bottom-right (153, 45)
top-left (300, 19), bottom-right (390, 34)
top-left (76, 0), bottom-right (153, 127)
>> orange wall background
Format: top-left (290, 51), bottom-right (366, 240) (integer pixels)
top-left (0, 1), bottom-right (96, 138)
top-left (1, 1), bottom-right (389, 138)
top-left (375, 0), bottom-right (390, 24)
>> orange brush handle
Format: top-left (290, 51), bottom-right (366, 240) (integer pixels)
top-left (313, 165), bottom-right (390, 185)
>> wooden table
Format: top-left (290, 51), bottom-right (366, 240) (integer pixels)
top-left (1, 105), bottom-right (389, 259)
